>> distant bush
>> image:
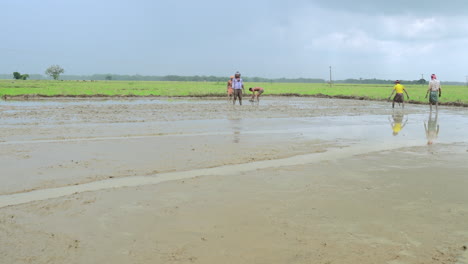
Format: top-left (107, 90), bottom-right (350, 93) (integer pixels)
top-left (13, 72), bottom-right (29, 80)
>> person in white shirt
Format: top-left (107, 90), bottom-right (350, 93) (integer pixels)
top-left (425, 74), bottom-right (442, 111)
top-left (231, 71), bottom-right (245, 105)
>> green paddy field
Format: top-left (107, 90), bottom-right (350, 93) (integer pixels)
top-left (1, 79), bottom-right (466, 105)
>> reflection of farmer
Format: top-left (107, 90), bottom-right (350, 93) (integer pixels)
top-left (389, 112), bottom-right (408, 136)
top-left (424, 112), bottom-right (439, 145)
top-left (425, 73), bottom-right (442, 112)
top-left (388, 80), bottom-right (410, 108)
top-left (229, 118), bottom-right (242, 143)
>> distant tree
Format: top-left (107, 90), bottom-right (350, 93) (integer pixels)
top-left (13, 72), bottom-right (22, 80)
top-left (45, 65), bottom-right (65, 80)
top-left (105, 74), bottom-right (112, 80)
top-left (418, 78), bottom-right (426, 85)
top-left (13, 72), bottom-right (29, 80)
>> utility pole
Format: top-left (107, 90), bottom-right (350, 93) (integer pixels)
top-left (329, 66), bottom-right (332, 88)
top-left (466, 76), bottom-right (468, 88)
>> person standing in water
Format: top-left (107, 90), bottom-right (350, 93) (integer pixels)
top-left (426, 74), bottom-right (442, 111)
top-left (232, 71), bottom-right (244, 105)
top-left (388, 80), bottom-right (410, 108)
top-left (227, 76), bottom-right (234, 102)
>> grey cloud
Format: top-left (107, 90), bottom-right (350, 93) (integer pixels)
top-left (1, 0), bottom-right (468, 81)
top-left (309, 0), bottom-right (468, 15)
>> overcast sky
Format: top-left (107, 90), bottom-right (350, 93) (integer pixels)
top-left (2, 0), bottom-right (468, 81)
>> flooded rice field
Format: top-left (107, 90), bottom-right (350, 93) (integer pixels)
top-left (1, 97), bottom-right (468, 264)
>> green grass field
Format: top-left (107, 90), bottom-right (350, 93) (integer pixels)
top-left (1, 79), bottom-right (466, 105)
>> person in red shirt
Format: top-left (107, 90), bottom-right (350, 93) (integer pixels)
top-left (226, 76), bottom-right (234, 101)
top-left (248, 87), bottom-right (264, 103)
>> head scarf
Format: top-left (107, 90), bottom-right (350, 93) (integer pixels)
top-left (431, 74), bottom-right (437, 80)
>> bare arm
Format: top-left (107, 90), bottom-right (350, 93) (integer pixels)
top-left (404, 89), bottom-right (410, 99)
top-left (388, 90), bottom-right (395, 99)
top-left (401, 117), bottom-right (408, 129)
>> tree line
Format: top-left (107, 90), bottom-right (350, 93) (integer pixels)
top-left (335, 78), bottom-right (428, 85)
top-left (1, 73), bottom-right (328, 83)
top-left (1, 72), bottom-right (464, 85)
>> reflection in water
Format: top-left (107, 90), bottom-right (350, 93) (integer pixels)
top-left (425, 111), bottom-right (439, 145)
top-left (229, 118), bottom-right (242, 143)
top-left (389, 111), bottom-right (408, 136)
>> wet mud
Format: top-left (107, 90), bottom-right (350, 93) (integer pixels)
top-left (1, 97), bottom-right (468, 263)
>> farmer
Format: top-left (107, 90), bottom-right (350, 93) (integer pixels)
top-left (227, 76), bottom-right (234, 101)
top-left (232, 71), bottom-right (244, 105)
top-left (425, 111), bottom-right (439, 145)
top-left (389, 112), bottom-right (408, 136)
top-left (248, 87), bottom-right (264, 102)
top-left (425, 74), bottom-right (442, 111)
top-left (388, 80), bottom-right (410, 108)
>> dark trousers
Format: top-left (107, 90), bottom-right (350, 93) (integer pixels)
top-left (233, 89), bottom-right (242, 105)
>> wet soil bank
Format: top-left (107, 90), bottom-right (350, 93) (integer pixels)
top-left (3, 93), bottom-right (467, 107)
top-left (1, 144), bottom-right (468, 264)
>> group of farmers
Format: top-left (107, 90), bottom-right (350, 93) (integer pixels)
top-left (226, 71), bottom-right (264, 105)
top-left (226, 71), bottom-right (442, 110)
top-left (388, 73), bottom-right (442, 111)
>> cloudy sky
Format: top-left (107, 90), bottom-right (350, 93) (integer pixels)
top-left (1, 0), bottom-right (468, 81)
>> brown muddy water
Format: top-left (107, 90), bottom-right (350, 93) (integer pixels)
top-left (1, 97), bottom-right (468, 264)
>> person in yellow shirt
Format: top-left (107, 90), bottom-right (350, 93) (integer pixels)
top-left (388, 80), bottom-right (410, 108)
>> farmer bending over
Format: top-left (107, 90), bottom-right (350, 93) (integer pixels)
top-left (388, 80), bottom-right (410, 108)
top-left (249, 87), bottom-right (264, 102)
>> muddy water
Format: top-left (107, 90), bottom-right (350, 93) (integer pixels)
top-left (1, 98), bottom-right (467, 196)
top-left (1, 97), bottom-right (468, 264)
